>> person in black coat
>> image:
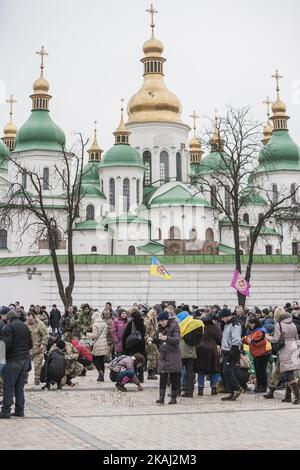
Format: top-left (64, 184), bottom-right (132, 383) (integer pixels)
top-left (42, 343), bottom-right (66, 390)
top-left (122, 310), bottom-right (146, 383)
top-left (0, 311), bottom-right (33, 418)
top-left (49, 305), bottom-right (61, 334)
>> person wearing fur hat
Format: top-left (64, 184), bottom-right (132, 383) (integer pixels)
top-left (266, 309), bottom-right (300, 404)
top-left (220, 308), bottom-right (243, 401)
top-left (0, 310), bottom-right (33, 418)
top-left (156, 311), bottom-right (182, 405)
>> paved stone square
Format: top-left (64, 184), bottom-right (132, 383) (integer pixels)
top-left (0, 368), bottom-right (299, 450)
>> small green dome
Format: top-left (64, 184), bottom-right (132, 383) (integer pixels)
top-left (258, 130), bottom-right (300, 172)
top-left (99, 144), bottom-right (144, 169)
top-left (15, 109), bottom-right (66, 152)
top-left (80, 161), bottom-right (104, 198)
top-left (0, 140), bottom-right (10, 168)
top-left (195, 151), bottom-right (231, 175)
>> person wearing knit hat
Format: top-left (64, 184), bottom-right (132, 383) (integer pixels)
top-left (157, 311), bottom-right (169, 322)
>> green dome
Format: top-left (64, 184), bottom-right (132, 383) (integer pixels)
top-left (0, 140), bottom-right (10, 168)
top-left (195, 151), bottom-right (231, 175)
top-left (80, 161), bottom-right (104, 198)
top-left (15, 109), bottom-right (66, 152)
top-left (99, 144), bottom-right (144, 169)
top-left (258, 130), bottom-right (300, 172)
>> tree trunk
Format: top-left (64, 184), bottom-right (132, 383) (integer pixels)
top-left (65, 227), bottom-right (75, 308)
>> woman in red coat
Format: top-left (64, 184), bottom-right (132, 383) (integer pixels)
top-left (111, 310), bottom-right (128, 357)
top-left (195, 313), bottom-right (222, 395)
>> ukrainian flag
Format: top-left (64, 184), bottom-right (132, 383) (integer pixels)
top-left (149, 256), bottom-right (172, 280)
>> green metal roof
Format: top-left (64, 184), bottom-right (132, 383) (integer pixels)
top-left (15, 109), bottom-right (66, 152)
top-left (143, 185), bottom-right (157, 206)
top-left (217, 243), bottom-right (236, 255)
top-left (240, 191), bottom-right (267, 206)
top-left (0, 254), bottom-right (297, 266)
top-left (99, 144), bottom-right (144, 169)
top-left (75, 220), bottom-right (104, 231)
top-left (220, 216), bottom-right (248, 226)
top-left (137, 240), bottom-right (165, 255)
top-left (101, 214), bottom-right (150, 225)
top-left (194, 151), bottom-right (231, 176)
top-left (0, 140), bottom-right (10, 161)
top-left (251, 226), bottom-right (282, 237)
top-left (150, 185), bottom-right (210, 207)
top-left (258, 130), bottom-right (300, 172)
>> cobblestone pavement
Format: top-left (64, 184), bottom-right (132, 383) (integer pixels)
top-left (1, 369), bottom-right (300, 450)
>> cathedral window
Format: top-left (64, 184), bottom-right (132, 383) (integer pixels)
top-left (91, 246), bottom-right (97, 252)
top-left (128, 245), bottom-right (135, 255)
top-left (169, 226), bottom-right (181, 239)
top-left (143, 151), bottom-right (152, 186)
top-left (154, 61), bottom-right (157, 72)
top-left (205, 228), bottom-right (214, 242)
top-left (136, 179), bottom-right (140, 204)
top-left (86, 204), bottom-right (95, 221)
top-left (265, 245), bottom-right (273, 255)
top-left (291, 184), bottom-right (297, 205)
top-left (243, 213), bottom-right (249, 225)
top-left (123, 178), bottom-right (130, 212)
top-left (160, 151), bottom-right (169, 182)
top-left (0, 230), bottom-right (7, 249)
top-left (157, 228), bottom-right (162, 240)
top-left (109, 178), bottom-right (115, 210)
top-left (292, 242), bottom-right (299, 255)
top-left (176, 152), bottom-right (182, 181)
top-left (272, 184), bottom-right (278, 204)
top-left (43, 167), bottom-right (49, 190)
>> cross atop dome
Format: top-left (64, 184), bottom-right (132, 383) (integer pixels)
top-left (263, 96), bottom-right (272, 119)
top-left (36, 45), bottom-right (49, 71)
top-left (146, 4), bottom-right (158, 36)
top-left (272, 69), bottom-right (283, 98)
top-left (189, 111), bottom-right (199, 135)
top-left (6, 94), bottom-right (17, 120)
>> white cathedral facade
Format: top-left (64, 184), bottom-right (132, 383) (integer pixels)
top-left (0, 7), bottom-right (300, 308)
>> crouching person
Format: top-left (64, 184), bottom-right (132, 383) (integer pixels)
top-left (108, 353), bottom-right (145, 392)
top-left (41, 341), bottom-right (66, 390)
top-left (57, 340), bottom-right (83, 387)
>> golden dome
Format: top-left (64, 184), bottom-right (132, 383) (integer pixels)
top-left (3, 120), bottom-right (17, 138)
top-left (272, 98), bottom-right (286, 115)
top-left (33, 70), bottom-right (50, 94)
top-left (189, 135), bottom-right (201, 151)
top-left (263, 121), bottom-right (273, 137)
top-left (143, 36), bottom-right (164, 57)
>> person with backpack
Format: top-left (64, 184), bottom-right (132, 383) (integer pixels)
top-left (108, 353), bottom-right (145, 392)
top-left (156, 311), bottom-right (182, 405)
top-left (122, 310), bottom-right (146, 383)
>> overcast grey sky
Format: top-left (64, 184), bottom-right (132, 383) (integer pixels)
top-left (1, 0), bottom-right (299, 152)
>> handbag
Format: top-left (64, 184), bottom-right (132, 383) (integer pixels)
top-left (272, 323), bottom-right (285, 353)
top-left (239, 353), bottom-right (251, 370)
top-left (125, 322), bottom-right (143, 350)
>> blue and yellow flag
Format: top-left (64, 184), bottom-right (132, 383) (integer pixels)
top-left (149, 256), bottom-right (172, 280)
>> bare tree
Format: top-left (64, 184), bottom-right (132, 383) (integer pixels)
top-left (192, 105), bottom-right (300, 306)
top-left (0, 134), bottom-right (89, 308)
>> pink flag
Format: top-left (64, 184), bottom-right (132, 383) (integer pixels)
top-left (231, 269), bottom-right (251, 297)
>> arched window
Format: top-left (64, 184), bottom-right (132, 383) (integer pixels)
top-left (211, 185), bottom-right (217, 208)
top-left (225, 185), bottom-right (231, 214)
top-left (189, 228), bottom-right (197, 240)
top-left (91, 246), bottom-right (97, 252)
top-left (109, 178), bottom-right (115, 210)
top-left (243, 213), bottom-right (249, 225)
top-left (43, 167), bottom-right (49, 190)
top-left (22, 172), bottom-right (27, 189)
top-left (123, 178), bottom-right (130, 212)
top-left (0, 230), bottom-right (7, 249)
top-left (205, 228), bottom-right (214, 242)
top-left (266, 245), bottom-right (273, 255)
top-left (143, 151), bottom-right (152, 186)
top-left (258, 213), bottom-right (264, 223)
top-left (169, 226), bottom-right (181, 239)
top-left (86, 204), bottom-right (95, 221)
top-left (136, 179), bottom-right (140, 204)
top-left (128, 245), bottom-right (135, 255)
top-left (176, 152), bottom-right (182, 181)
top-left (291, 184), bottom-right (297, 205)
top-left (157, 228), bottom-right (162, 240)
top-left (272, 184), bottom-right (278, 204)
top-left (160, 151), bottom-right (169, 182)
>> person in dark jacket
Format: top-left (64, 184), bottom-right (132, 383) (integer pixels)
top-left (42, 343), bottom-right (66, 390)
top-left (156, 311), bottom-right (182, 405)
top-left (49, 305), bottom-right (61, 334)
top-left (260, 308), bottom-right (275, 334)
top-left (195, 313), bottom-right (222, 396)
top-left (0, 311), bottom-right (33, 418)
top-left (122, 311), bottom-right (146, 383)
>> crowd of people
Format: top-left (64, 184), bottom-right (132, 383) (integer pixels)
top-left (0, 299), bottom-right (300, 418)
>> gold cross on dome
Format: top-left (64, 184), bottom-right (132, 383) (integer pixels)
top-left (272, 69), bottom-right (283, 94)
top-left (6, 94), bottom-right (17, 117)
top-left (120, 98), bottom-right (124, 112)
top-left (36, 45), bottom-right (49, 70)
top-left (146, 4), bottom-right (158, 32)
top-left (189, 110), bottom-right (199, 134)
top-left (263, 96), bottom-right (273, 118)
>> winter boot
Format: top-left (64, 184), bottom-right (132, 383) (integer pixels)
top-left (211, 387), bottom-right (217, 396)
top-left (97, 371), bottom-right (104, 382)
top-left (156, 389), bottom-right (166, 405)
top-left (290, 382), bottom-right (300, 405)
top-left (182, 391), bottom-right (193, 398)
top-left (281, 385), bottom-right (292, 403)
top-left (147, 370), bottom-right (158, 380)
top-left (168, 391), bottom-right (177, 405)
top-left (198, 387), bottom-right (204, 396)
top-left (263, 387), bottom-right (275, 399)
